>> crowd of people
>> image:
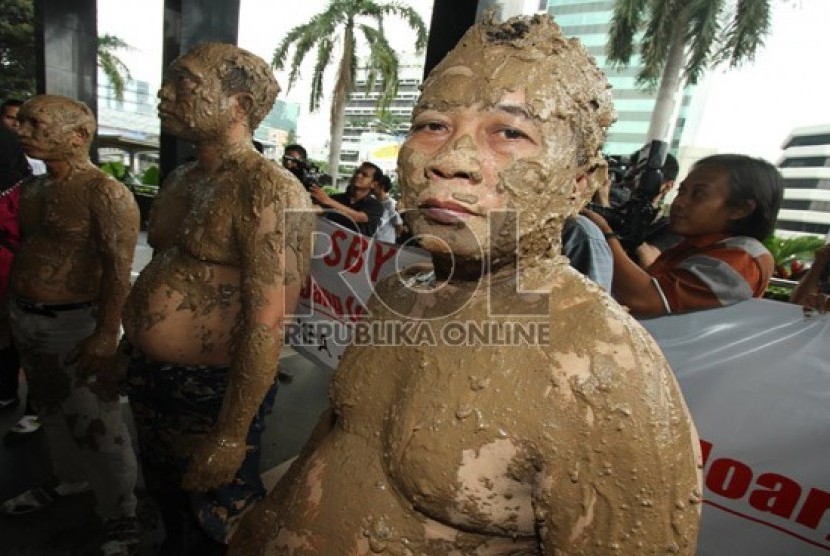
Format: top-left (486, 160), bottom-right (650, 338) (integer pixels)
top-left (0, 11), bottom-right (827, 556)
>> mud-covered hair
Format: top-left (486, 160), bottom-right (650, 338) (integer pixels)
top-left (188, 43), bottom-right (280, 129)
top-left (23, 95), bottom-right (96, 146)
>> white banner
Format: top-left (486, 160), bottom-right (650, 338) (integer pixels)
top-left (641, 300), bottom-right (830, 555)
top-left (287, 218), bottom-right (429, 370)
top-left (287, 221), bottom-right (830, 554)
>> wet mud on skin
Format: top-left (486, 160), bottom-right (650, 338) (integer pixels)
top-left (231, 14), bottom-right (701, 556)
top-left (123, 42), bottom-right (314, 494)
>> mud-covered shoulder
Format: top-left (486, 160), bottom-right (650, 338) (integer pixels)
top-left (233, 153), bottom-right (312, 216)
top-left (83, 168), bottom-right (140, 221)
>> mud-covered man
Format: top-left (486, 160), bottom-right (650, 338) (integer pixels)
top-left (3, 95), bottom-right (140, 553)
top-left (232, 14), bottom-right (701, 555)
top-left (122, 43), bottom-right (313, 551)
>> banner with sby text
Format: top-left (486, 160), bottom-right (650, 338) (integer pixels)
top-left (287, 219), bottom-right (830, 554)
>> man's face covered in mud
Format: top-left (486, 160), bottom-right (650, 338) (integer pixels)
top-left (156, 43), bottom-right (278, 142)
top-left (399, 15), bottom-right (615, 265)
top-left (17, 95), bottom-right (95, 162)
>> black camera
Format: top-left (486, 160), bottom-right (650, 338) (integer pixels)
top-left (588, 140), bottom-right (669, 253)
top-left (283, 156), bottom-right (320, 191)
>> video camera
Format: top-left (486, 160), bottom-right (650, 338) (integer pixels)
top-left (587, 139), bottom-right (669, 254)
top-left (283, 155), bottom-right (321, 191)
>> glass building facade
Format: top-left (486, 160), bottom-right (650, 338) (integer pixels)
top-left (776, 124), bottom-right (830, 238)
top-left (546, 0), bottom-right (692, 158)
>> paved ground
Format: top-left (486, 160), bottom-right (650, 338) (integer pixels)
top-left (0, 233), bottom-right (333, 554)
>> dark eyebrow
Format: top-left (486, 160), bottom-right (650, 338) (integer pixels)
top-left (493, 103), bottom-right (533, 120)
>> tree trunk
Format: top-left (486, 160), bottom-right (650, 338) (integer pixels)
top-left (329, 27), bottom-right (354, 188)
top-left (646, 22), bottom-right (686, 142)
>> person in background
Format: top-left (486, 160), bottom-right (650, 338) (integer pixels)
top-left (313, 161), bottom-right (384, 237)
top-left (790, 243), bottom-right (830, 313)
top-left (562, 165), bottom-right (613, 290)
top-left (373, 174), bottom-right (403, 244)
top-left (584, 153), bottom-right (783, 317)
top-left (0, 94), bottom-right (140, 555)
top-left (0, 127), bottom-right (32, 421)
top-left (1, 99), bottom-right (47, 176)
top-left (0, 106), bottom-right (43, 441)
top-left (281, 143), bottom-right (307, 172)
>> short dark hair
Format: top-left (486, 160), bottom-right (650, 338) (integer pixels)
top-left (378, 174), bottom-right (393, 193)
top-left (663, 153), bottom-right (679, 182)
top-left (1, 99), bottom-right (23, 112)
top-left (359, 162), bottom-right (383, 182)
top-left (693, 154), bottom-right (783, 241)
top-left (284, 143), bottom-right (307, 160)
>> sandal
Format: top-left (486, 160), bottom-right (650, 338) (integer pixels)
top-left (3, 415), bottom-right (41, 445)
top-left (0, 480), bottom-right (90, 515)
top-left (100, 516), bottom-right (140, 556)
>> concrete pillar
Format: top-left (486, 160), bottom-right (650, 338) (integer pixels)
top-left (34, 0), bottom-right (98, 160)
top-left (159, 0), bottom-right (240, 180)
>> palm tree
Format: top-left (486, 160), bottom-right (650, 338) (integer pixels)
top-left (607, 0), bottom-right (774, 142)
top-left (272, 0), bottom-right (427, 182)
top-left (97, 34), bottom-right (133, 103)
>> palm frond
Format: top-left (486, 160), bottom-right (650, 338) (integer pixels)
top-left (682, 0), bottom-right (725, 84)
top-left (97, 34), bottom-right (132, 102)
top-left (377, 2), bottom-right (428, 52)
top-left (635, 0), bottom-right (681, 88)
top-left (607, 0), bottom-right (649, 67)
top-left (310, 37), bottom-right (335, 112)
top-left (359, 24), bottom-right (399, 114)
top-left (717, 0), bottom-right (771, 68)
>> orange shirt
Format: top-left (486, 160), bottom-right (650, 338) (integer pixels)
top-left (647, 233), bottom-right (773, 314)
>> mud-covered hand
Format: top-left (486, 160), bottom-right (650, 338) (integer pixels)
top-left (182, 434), bottom-right (248, 492)
top-left (68, 330), bottom-right (120, 379)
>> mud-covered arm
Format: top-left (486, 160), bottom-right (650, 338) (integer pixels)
top-left (74, 179), bottom-right (140, 374)
top-left (183, 181), bottom-right (308, 491)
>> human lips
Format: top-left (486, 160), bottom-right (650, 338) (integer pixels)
top-left (419, 199), bottom-right (477, 224)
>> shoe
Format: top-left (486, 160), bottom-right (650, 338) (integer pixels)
top-left (0, 480), bottom-right (91, 515)
top-left (3, 414), bottom-right (41, 444)
top-left (100, 516), bottom-right (139, 556)
top-left (0, 397), bottom-right (19, 409)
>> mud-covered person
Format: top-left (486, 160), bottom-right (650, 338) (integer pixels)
top-left (232, 14), bottom-right (702, 555)
top-left (121, 43), bottom-right (313, 551)
top-left (1, 95), bottom-right (140, 554)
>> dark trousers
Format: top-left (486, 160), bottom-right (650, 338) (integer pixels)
top-left (0, 341), bottom-right (20, 400)
top-left (127, 356), bottom-right (277, 553)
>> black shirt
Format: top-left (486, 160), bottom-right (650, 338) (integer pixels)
top-left (325, 192), bottom-right (384, 237)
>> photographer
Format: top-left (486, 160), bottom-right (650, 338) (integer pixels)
top-left (584, 153), bottom-right (783, 317)
top-left (282, 143), bottom-right (319, 190)
top-left (312, 162), bottom-right (384, 237)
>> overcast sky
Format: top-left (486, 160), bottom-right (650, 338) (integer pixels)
top-left (97, 0), bottom-right (830, 163)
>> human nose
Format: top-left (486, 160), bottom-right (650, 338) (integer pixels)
top-left (157, 84), bottom-right (173, 101)
top-left (425, 134), bottom-right (483, 184)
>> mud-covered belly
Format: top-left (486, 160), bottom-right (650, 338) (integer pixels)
top-left (123, 248), bottom-right (241, 365)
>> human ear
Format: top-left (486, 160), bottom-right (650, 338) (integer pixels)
top-left (71, 126), bottom-right (90, 148)
top-left (230, 92), bottom-right (254, 125)
top-left (729, 199), bottom-right (756, 221)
